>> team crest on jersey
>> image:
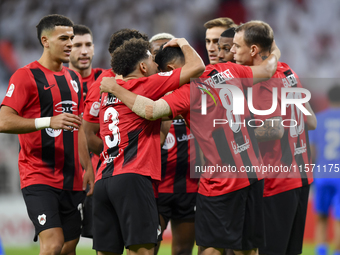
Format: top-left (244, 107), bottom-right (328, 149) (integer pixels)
top-left (46, 128), bottom-right (62, 137)
top-left (158, 71), bottom-right (173, 76)
top-left (90, 101), bottom-right (100, 117)
top-left (71, 80), bottom-right (79, 93)
top-left (6, 84), bottom-right (15, 97)
top-left (38, 214), bottom-right (46, 225)
top-left (162, 133), bottom-right (175, 150)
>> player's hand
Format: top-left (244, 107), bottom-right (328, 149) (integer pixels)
top-left (163, 38), bottom-right (189, 48)
top-left (50, 113), bottom-right (82, 131)
top-left (100, 77), bottom-right (117, 95)
top-left (83, 168), bottom-right (94, 196)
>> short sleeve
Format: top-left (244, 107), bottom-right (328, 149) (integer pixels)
top-left (83, 79), bottom-right (100, 123)
top-left (143, 68), bottom-right (181, 99)
top-left (1, 68), bottom-right (33, 115)
top-left (162, 84), bottom-right (190, 118)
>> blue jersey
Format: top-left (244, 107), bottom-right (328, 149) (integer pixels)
top-left (309, 108), bottom-right (340, 180)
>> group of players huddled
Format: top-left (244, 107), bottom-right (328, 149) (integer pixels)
top-left (0, 13), bottom-right (317, 255)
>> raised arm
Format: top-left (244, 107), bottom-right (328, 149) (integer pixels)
top-left (100, 78), bottom-right (172, 121)
top-left (250, 41), bottom-right (281, 84)
top-left (163, 38), bottom-right (205, 86)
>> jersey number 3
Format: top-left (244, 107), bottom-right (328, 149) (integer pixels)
top-left (104, 107), bottom-right (120, 148)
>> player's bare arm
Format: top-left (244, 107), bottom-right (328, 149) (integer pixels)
top-left (0, 105), bottom-right (82, 134)
top-left (78, 119), bottom-right (94, 196)
top-left (250, 41), bottom-right (281, 84)
top-left (254, 116), bottom-right (284, 142)
top-left (160, 120), bottom-right (172, 146)
top-left (305, 102), bottom-right (317, 130)
top-left (163, 38), bottom-right (205, 85)
top-left (100, 77), bottom-right (172, 120)
top-left (83, 119), bottom-right (103, 156)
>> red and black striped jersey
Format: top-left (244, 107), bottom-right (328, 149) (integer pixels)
top-left (252, 62), bottom-right (313, 197)
top-left (159, 119), bottom-right (199, 193)
top-left (82, 68), bottom-right (110, 174)
top-left (96, 69), bottom-right (182, 182)
top-left (83, 69), bottom-right (114, 124)
top-left (1, 61), bottom-right (84, 191)
top-left (82, 68), bottom-right (104, 97)
top-left (163, 63), bottom-right (264, 196)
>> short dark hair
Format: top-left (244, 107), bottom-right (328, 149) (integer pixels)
top-left (204, 17), bottom-right (237, 29)
top-left (328, 85), bottom-right (340, 103)
top-left (235, 20), bottom-right (273, 53)
top-left (155, 46), bottom-right (184, 72)
top-left (221, 27), bottom-right (235, 38)
top-left (36, 14), bottom-right (74, 47)
top-left (108, 29), bottom-right (148, 54)
top-left (73, 24), bottom-right (92, 38)
top-left (111, 38), bottom-right (151, 76)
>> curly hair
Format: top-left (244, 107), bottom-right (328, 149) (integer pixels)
top-left (155, 46), bottom-right (184, 72)
top-left (111, 38), bottom-right (151, 76)
top-left (108, 29), bottom-right (148, 54)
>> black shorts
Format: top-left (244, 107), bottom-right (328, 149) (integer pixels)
top-left (22, 184), bottom-right (85, 242)
top-left (157, 192), bottom-right (197, 226)
top-left (259, 185), bottom-right (310, 255)
top-left (81, 193), bottom-right (93, 238)
top-left (195, 179), bottom-right (264, 250)
top-left (92, 173), bottom-right (159, 254)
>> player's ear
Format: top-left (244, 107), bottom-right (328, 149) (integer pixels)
top-left (41, 36), bottom-right (49, 48)
top-left (250, 45), bottom-right (259, 57)
top-left (166, 64), bottom-right (176, 71)
top-left (140, 61), bottom-right (147, 74)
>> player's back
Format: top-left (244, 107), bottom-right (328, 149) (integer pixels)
top-left (252, 62), bottom-right (313, 196)
top-left (97, 69), bottom-right (181, 182)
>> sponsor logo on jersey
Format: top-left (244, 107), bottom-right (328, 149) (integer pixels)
top-left (6, 84), bottom-right (15, 97)
top-left (177, 133), bottom-right (194, 142)
top-left (71, 80), bottom-right (79, 93)
top-left (90, 101), bottom-right (100, 117)
top-left (38, 214), bottom-right (46, 225)
top-left (231, 135), bottom-right (250, 155)
top-left (55, 100), bottom-right (77, 113)
top-left (294, 139), bottom-right (307, 155)
top-left (46, 128), bottom-right (62, 138)
top-left (162, 133), bottom-right (175, 150)
top-left (158, 71), bottom-right (173, 76)
top-left (172, 119), bottom-right (185, 125)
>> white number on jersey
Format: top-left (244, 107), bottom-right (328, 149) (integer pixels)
top-left (287, 92), bottom-right (305, 137)
top-left (220, 88), bottom-right (241, 133)
top-left (104, 107), bottom-right (120, 148)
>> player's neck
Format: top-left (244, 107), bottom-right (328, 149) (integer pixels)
top-left (122, 69), bottom-right (145, 81)
top-left (255, 51), bottom-right (270, 66)
top-left (38, 54), bottom-right (63, 72)
top-left (70, 65), bottom-right (92, 78)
